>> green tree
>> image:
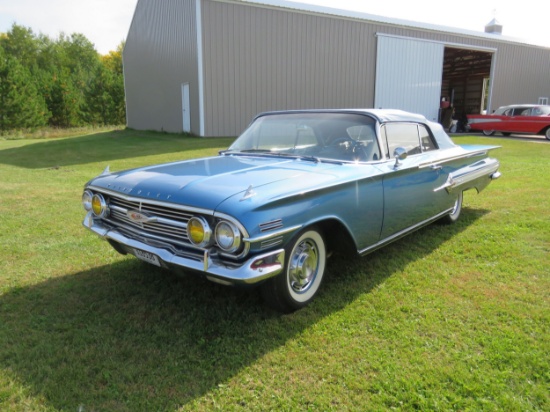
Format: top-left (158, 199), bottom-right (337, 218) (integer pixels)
top-left (46, 67), bottom-right (84, 127)
top-left (0, 24), bottom-right (38, 69)
top-left (45, 33), bottom-right (101, 126)
top-left (0, 45), bottom-right (49, 131)
top-left (0, 24), bottom-right (126, 130)
top-left (91, 42), bottom-right (125, 125)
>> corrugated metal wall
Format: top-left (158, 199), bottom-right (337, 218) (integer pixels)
top-left (490, 43), bottom-right (550, 108)
top-left (124, 0), bottom-right (201, 134)
top-left (200, 0), bottom-right (549, 136)
top-left (123, 0), bottom-right (550, 137)
top-left (200, 0), bottom-right (378, 136)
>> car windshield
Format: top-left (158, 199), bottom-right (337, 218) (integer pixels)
top-left (227, 112), bottom-right (381, 162)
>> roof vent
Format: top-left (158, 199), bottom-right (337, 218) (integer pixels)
top-left (485, 18), bottom-right (503, 35)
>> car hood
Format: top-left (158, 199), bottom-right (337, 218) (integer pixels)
top-left (88, 155), bottom-right (345, 211)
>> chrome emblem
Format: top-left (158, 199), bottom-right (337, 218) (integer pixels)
top-left (127, 210), bottom-right (153, 223)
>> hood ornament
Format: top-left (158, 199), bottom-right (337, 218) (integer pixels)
top-left (240, 185), bottom-right (256, 201)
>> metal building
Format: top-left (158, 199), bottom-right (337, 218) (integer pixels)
top-left (123, 0), bottom-right (550, 137)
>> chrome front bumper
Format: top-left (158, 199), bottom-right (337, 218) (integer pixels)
top-left (83, 212), bottom-right (285, 286)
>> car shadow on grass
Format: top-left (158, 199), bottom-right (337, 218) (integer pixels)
top-left (0, 129), bottom-right (234, 169)
top-left (0, 208), bottom-right (487, 410)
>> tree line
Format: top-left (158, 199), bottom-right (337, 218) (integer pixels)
top-left (0, 24), bottom-right (125, 132)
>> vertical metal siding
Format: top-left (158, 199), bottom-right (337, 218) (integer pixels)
top-left (489, 43), bottom-right (550, 110)
top-left (201, 0), bottom-right (377, 136)
top-left (124, 0), bottom-right (201, 133)
top-left (375, 35), bottom-right (444, 121)
top-left (124, 0), bottom-right (550, 136)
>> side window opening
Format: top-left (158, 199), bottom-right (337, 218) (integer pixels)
top-left (382, 123), bottom-right (437, 158)
top-left (512, 108), bottom-right (526, 116)
top-left (419, 125), bottom-right (437, 152)
top-left (383, 123), bottom-right (421, 157)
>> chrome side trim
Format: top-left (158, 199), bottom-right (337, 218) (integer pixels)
top-left (244, 224), bottom-right (303, 244)
top-left (418, 149), bottom-right (493, 169)
top-left (358, 208), bottom-right (452, 256)
top-left (261, 236), bottom-right (284, 250)
top-left (259, 218), bottom-right (284, 232)
top-left (433, 158), bottom-right (500, 193)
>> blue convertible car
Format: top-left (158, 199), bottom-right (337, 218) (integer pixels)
top-left (83, 109), bottom-right (500, 312)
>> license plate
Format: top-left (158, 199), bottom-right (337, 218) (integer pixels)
top-left (133, 248), bottom-right (161, 267)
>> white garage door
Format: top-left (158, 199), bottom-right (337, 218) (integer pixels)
top-left (375, 35), bottom-right (444, 122)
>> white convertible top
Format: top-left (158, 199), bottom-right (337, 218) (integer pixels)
top-left (256, 108), bottom-right (458, 150)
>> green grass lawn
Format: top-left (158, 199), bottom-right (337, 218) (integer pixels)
top-left (0, 129), bottom-right (548, 411)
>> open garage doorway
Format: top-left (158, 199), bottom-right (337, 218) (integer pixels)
top-left (440, 47), bottom-right (494, 132)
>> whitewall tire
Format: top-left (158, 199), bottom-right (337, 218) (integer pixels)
top-left (261, 228), bottom-right (326, 312)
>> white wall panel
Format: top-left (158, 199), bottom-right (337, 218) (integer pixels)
top-left (375, 35), bottom-right (444, 121)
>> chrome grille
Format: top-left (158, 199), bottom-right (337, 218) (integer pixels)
top-left (106, 195), bottom-right (193, 245)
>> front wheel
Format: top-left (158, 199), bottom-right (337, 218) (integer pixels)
top-left (261, 228), bottom-right (327, 313)
top-left (441, 191), bottom-right (463, 224)
top-left (545, 128), bottom-right (550, 140)
top-left (482, 130), bottom-right (495, 136)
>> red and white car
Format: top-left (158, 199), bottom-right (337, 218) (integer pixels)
top-left (467, 104), bottom-right (550, 140)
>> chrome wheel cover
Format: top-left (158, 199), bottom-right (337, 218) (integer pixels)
top-left (288, 239), bottom-right (319, 294)
top-left (450, 196), bottom-right (460, 216)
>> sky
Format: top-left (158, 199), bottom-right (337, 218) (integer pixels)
top-left (0, 0), bottom-right (548, 54)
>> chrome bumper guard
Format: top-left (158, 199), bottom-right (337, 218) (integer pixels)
top-left (83, 212), bottom-right (285, 285)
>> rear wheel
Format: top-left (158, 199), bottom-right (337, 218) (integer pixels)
top-left (482, 130), bottom-right (495, 136)
top-left (545, 128), bottom-right (550, 140)
top-left (441, 191), bottom-right (463, 224)
top-left (261, 228), bottom-right (326, 313)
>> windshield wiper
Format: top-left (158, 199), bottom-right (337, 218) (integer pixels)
top-left (220, 149), bottom-right (336, 164)
top-left (220, 149), bottom-right (274, 155)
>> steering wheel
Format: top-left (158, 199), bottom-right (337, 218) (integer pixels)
top-left (329, 136), bottom-right (370, 161)
top-left (330, 136), bottom-right (354, 147)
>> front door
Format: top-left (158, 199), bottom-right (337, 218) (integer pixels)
top-left (379, 122), bottom-right (452, 239)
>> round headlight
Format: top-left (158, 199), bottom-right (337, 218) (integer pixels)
top-left (187, 216), bottom-right (212, 247)
top-left (82, 190), bottom-right (93, 211)
top-left (215, 221), bottom-right (241, 253)
top-left (91, 193), bottom-right (108, 218)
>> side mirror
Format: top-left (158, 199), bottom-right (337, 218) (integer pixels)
top-left (393, 147), bottom-right (407, 168)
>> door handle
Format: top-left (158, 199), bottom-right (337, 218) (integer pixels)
top-left (430, 164), bottom-right (443, 171)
